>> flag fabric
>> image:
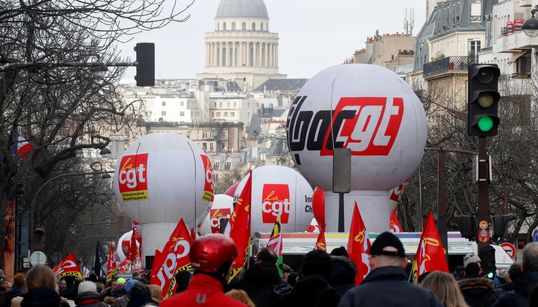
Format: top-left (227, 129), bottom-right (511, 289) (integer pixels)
top-left (52, 252), bottom-right (83, 280)
top-left (409, 259), bottom-right (419, 284)
top-left (347, 201), bottom-right (371, 285)
top-left (389, 182), bottom-right (407, 202)
top-left (94, 242), bottom-right (107, 278)
top-left (416, 211), bottom-right (449, 276)
top-left (118, 258), bottom-right (131, 274)
top-left (389, 208), bottom-right (403, 233)
top-left (2, 200), bottom-right (16, 282)
top-left (312, 187), bottom-right (327, 251)
top-left (227, 169), bottom-right (253, 282)
top-left (267, 215), bottom-right (284, 277)
top-left (150, 218), bottom-right (193, 300)
top-left (106, 243), bottom-right (118, 282)
top-left (129, 221), bottom-right (142, 262)
top-left (10, 132), bottom-right (33, 160)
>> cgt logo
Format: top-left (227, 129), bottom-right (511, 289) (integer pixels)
top-left (287, 96), bottom-right (404, 157)
top-left (210, 208), bottom-right (231, 233)
top-left (262, 184), bottom-right (291, 224)
top-left (118, 153), bottom-right (148, 202)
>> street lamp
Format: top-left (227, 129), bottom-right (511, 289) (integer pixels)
top-left (523, 6), bottom-right (538, 37)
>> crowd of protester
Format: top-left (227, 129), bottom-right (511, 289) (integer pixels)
top-left (0, 232), bottom-right (537, 307)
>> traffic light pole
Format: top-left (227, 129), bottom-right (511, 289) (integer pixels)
top-left (477, 137), bottom-right (491, 243)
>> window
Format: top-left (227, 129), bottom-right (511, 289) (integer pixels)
top-left (224, 112), bottom-right (228, 117)
top-left (162, 101), bottom-right (166, 106)
top-left (181, 101), bottom-right (185, 107)
top-left (213, 102), bottom-right (216, 107)
top-left (210, 143), bottom-right (214, 151)
top-left (252, 23), bottom-right (256, 31)
top-left (203, 143), bottom-right (207, 150)
top-left (223, 22), bottom-right (227, 31)
top-left (233, 102), bottom-right (237, 108)
top-left (180, 111), bottom-right (185, 116)
top-left (232, 22), bottom-right (236, 30)
top-left (161, 111), bottom-right (166, 116)
top-left (242, 22), bottom-right (246, 30)
top-left (214, 161), bottom-right (220, 169)
top-left (217, 112), bottom-right (221, 116)
top-left (261, 23), bottom-right (264, 31)
top-left (212, 111), bottom-right (215, 117)
top-left (468, 40), bottom-right (481, 63)
top-left (225, 161), bottom-right (232, 170)
top-left (227, 102), bottom-right (230, 107)
top-left (219, 102), bottom-right (223, 108)
top-left (230, 112), bottom-right (235, 117)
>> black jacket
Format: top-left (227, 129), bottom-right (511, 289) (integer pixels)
top-left (3, 285), bottom-right (25, 307)
top-left (271, 275), bottom-right (340, 307)
top-left (338, 266), bottom-right (443, 307)
top-left (21, 288), bottom-right (61, 307)
top-left (458, 277), bottom-right (499, 307)
top-left (493, 270), bottom-right (538, 307)
top-left (329, 256), bottom-right (357, 296)
top-left (236, 263), bottom-right (281, 307)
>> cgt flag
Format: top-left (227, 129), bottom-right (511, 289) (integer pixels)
top-left (267, 215), bottom-right (284, 277)
top-left (226, 169), bottom-right (253, 282)
top-left (312, 187), bottom-right (327, 251)
top-left (129, 221), bottom-right (142, 262)
top-left (416, 211), bottom-right (449, 276)
top-left (347, 201), bottom-right (371, 285)
top-left (389, 208), bottom-right (403, 233)
top-left (150, 218), bottom-right (193, 300)
top-left (52, 252), bottom-right (83, 280)
top-left (106, 243), bottom-right (118, 282)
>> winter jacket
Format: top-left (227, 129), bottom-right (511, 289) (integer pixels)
top-left (236, 263), bottom-right (281, 307)
top-left (338, 266), bottom-right (444, 307)
top-left (271, 275), bottom-right (340, 307)
top-left (74, 291), bottom-right (107, 307)
top-left (458, 277), bottom-right (499, 307)
top-left (3, 285), bottom-right (25, 307)
top-left (160, 273), bottom-right (246, 307)
top-left (329, 256), bottom-right (357, 296)
top-left (21, 287), bottom-right (61, 307)
top-left (493, 270), bottom-right (538, 307)
top-left (112, 294), bottom-right (129, 307)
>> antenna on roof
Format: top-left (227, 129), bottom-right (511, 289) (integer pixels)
top-left (404, 8), bottom-right (415, 35)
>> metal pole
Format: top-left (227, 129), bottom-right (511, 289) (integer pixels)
top-left (418, 165), bottom-right (423, 231)
top-left (338, 193), bottom-right (345, 232)
top-left (477, 137), bottom-right (490, 243)
top-left (437, 150), bottom-right (448, 261)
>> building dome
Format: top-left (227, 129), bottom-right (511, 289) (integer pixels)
top-left (216, 0), bottom-right (268, 19)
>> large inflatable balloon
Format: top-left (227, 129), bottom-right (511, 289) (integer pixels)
top-left (233, 166), bottom-right (313, 233)
top-left (113, 133), bottom-right (213, 261)
top-left (199, 194), bottom-right (234, 235)
top-left (286, 64), bottom-right (427, 232)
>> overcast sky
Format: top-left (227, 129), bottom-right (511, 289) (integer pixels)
top-left (119, 0), bottom-right (426, 80)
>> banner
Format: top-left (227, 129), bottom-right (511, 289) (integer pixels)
top-left (150, 218), bottom-right (193, 300)
top-left (416, 211), bottom-right (449, 276)
top-left (347, 201), bottom-right (371, 285)
top-left (312, 187), bottom-right (326, 251)
top-left (227, 169), bottom-right (253, 282)
top-left (52, 252), bottom-right (83, 280)
top-left (267, 216), bottom-right (283, 277)
top-left (2, 200), bottom-right (15, 282)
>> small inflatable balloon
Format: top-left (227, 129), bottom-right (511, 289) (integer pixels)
top-left (199, 194), bottom-right (234, 235)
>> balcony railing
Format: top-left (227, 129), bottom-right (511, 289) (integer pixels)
top-left (423, 56), bottom-right (477, 78)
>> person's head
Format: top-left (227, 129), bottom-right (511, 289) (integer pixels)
top-left (78, 281), bottom-right (97, 295)
top-left (508, 262), bottom-right (522, 282)
top-left (369, 232), bottom-right (407, 270)
top-left (87, 273), bottom-right (97, 282)
top-left (116, 277), bottom-right (126, 288)
top-left (13, 273), bottom-right (25, 288)
top-left (124, 279), bottom-right (139, 294)
top-left (26, 265), bottom-right (56, 291)
top-left (464, 262), bottom-right (481, 278)
top-left (463, 253), bottom-right (481, 269)
top-left (58, 279), bottom-right (67, 290)
top-left (330, 246), bottom-right (349, 258)
top-left (109, 279), bottom-right (118, 290)
top-left (190, 234), bottom-right (238, 282)
top-left (149, 284), bottom-right (161, 303)
top-left (175, 270), bottom-right (192, 294)
top-left (302, 249), bottom-right (332, 281)
top-left (420, 271), bottom-right (469, 307)
top-left (522, 242), bottom-right (538, 272)
top-left (225, 289), bottom-right (255, 307)
top-left (255, 248), bottom-right (277, 265)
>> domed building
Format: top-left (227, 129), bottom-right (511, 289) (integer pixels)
top-left (197, 0), bottom-right (286, 91)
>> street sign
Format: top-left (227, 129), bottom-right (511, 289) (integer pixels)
top-left (500, 242), bottom-right (517, 260)
top-left (29, 251), bottom-right (47, 266)
top-left (532, 227), bottom-right (538, 242)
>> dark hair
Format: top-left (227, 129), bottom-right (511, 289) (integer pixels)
top-left (175, 270), bottom-right (192, 293)
top-left (330, 246), bottom-right (349, 258)
top-left (302, 250), bottom-right (332, 281)
top-left (465, 262), bottom-right (481, 278)
top-left (256, 248), bottom-right (277, 264)
top-left (13, 272), bottom-right (25, 287)
top-left (508, 263), bottom-right (522, 282)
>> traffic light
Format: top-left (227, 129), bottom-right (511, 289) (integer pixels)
top-left (134, 43), bottom-right (155, 87)
top-left (455, 214), bottom-right (476, 240)
top-left (467, 64), bottom-right (500, 136)
top-left (492, 214), bottom-right (516, 242)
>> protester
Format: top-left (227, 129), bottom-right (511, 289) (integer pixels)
top-left (21, 265), bottom-right (61, 307)
top-left (420, 271), bottom-right (469, 307)
top-left (3, 273), bottom-right (26, 307)
top-left (458, 262), bottom-right (498, 307)
top-left (173, 271), bottom-right (191, 294)
top-left (74, 281), bottom-right (106, 307)
top-left (500, 263), bottom-right (521, 292)
top-left (338, 231), bottom-right (443, 307)
top-left (125, 283), bottom-right (152, 307)
top-left (225, 290), bottom-right (255, 307)
top-left (271, 249), bottom-right (340, 307)
top-left (281, 264), bottom-right (292, 283)
top-left (493, 242), bottom-right (538, 307)
top-left (148, 285), bottom-right (161, 305)
top-left (329, 255), bottom-right (357, 296)
top-left (113, 280), bottom-right (138, 307)
top-left (160, 234), bottom-right (246, 306)
top-left (235, 248), bottom-right (282, 307)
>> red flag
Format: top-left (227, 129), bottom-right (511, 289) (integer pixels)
top-left (118, 258), bottom-right (131, 274)
top-left (389, 208), bottom-right (403, 233)
top-left (149, 249), bottom-right (162, 284)
top-left (52, 252), bottom-right (83, 280)
top-left (2, 200), bottom-right (15, 282)
top-left (129, 221), bottom-right (142, 261)
top-left (150, 219), bottom-right (193, 300)
top-left (228, 169), bottom-right (253, 281)
top-left (347, 201), bottom-right (371, 285)
top-left (389, 182), bottom-right (407, 202)
top-left (106, 243), bottom-right (118, 282)
top-left (312, 187), bottom-right (327, 251)
top-left (416, 211), bottom-right (449, 276)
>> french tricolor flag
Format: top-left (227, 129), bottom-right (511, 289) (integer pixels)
top-left (10, 132), bottom-right (33, 160)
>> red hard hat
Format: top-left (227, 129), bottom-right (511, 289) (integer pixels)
top-left (190, 234), bottom-right (238, 273)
